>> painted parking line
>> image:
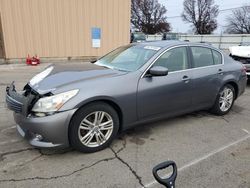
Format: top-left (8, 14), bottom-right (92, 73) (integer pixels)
top-left (0, 139), bottom-right (20, 146)
top-left (0, 125), bottom-right (16, 133)
top-left (242, 129), bottom-right (249, 134)
top-left (144, 130), bottom-right (250, 188)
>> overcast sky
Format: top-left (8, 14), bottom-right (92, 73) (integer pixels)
top-left (158, 0), bottom-right (250, 33)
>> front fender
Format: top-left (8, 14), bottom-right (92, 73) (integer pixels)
top-left (74, 96), bottom-right (121, 109)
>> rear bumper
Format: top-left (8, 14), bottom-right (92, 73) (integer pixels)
top-left (238, 75), bottom-right (248, 97)
top-left (14, 109), bottom-right (77, 148)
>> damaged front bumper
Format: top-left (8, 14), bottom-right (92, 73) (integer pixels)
top-left (6, 82), bottom-right (36, 116)
top-left (6, 82), bottom-right (77, 148)
top-left (14, 109), bottom-right (76, 148)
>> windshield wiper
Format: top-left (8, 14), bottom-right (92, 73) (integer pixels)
top-left (112, 67), bottom-right (130, 72)
top-left (95, 62), bottom-right (130, 72)
top-left (95, 63), bottom-right (111, 69)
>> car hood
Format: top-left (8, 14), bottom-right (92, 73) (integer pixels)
top-left (229, 46), bottom-right (250, 58)
top-left (29, 62), bottom-right (127, 94)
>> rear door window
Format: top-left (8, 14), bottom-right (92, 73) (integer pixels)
top-left (191, 47), bottom-right (214, 68)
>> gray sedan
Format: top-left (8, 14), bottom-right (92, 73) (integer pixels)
top-left (6, 41), bottom-right (247, 153)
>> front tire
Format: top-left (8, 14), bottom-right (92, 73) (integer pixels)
top-left (69, 102), bottom-right (119, 153)
top-left (210, 84), bottom-right (235, 115)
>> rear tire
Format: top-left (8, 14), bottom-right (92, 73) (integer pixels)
top-left (210, 84), bottom-right (235, 115)
top-left (69, 102), bottom-right (119, 153)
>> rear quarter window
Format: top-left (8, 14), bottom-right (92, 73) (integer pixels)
top-left (212, 50), bottom-right (222, 65)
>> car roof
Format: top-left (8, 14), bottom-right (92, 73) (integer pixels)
top-left (135, 40), bottom-right (214, 49)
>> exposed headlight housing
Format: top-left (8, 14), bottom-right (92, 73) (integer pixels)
top-left (32, 89), bottom-right (79, 113)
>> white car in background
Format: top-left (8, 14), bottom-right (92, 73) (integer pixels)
top-left (229, 42), bottom-right (250, 59)
top-left (229, 42), bottom-right (250, 78)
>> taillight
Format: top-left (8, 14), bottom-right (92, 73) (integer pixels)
top-left (241, 65), bottom-right (247, 75)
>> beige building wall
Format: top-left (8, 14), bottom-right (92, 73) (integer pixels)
top-left (0, 0), bottom-right (131, 59)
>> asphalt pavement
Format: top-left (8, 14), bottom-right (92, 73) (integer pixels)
top-left (0, 63), bottom-right (249, 188)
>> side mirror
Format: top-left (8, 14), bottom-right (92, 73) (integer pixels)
top-left (148, 66), bottom-right (168, 77)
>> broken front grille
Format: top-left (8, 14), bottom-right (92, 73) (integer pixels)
top-left (6, 83), bottom-right (36, 116)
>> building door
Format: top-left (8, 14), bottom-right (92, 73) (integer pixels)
top-left (0, 13), bottom-right (5, 58)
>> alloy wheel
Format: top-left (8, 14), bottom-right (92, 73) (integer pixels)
top-left (78, 111), bottom-right (114, 147)
top-left (219, 87), bottom-right (234, 112)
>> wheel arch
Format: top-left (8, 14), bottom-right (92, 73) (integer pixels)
top-left (224, 81), bottom-right (239, 99)
top-left (72, 97), bottom-right (124, 132)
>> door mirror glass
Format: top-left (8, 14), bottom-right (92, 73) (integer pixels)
top-left (149, 66), bottom-right (168, 77)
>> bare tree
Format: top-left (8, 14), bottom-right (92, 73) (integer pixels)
top-left (131, 0), bottom-right (171, 34)
top-left (225, 6), bottom-right (250, 34)
top-left (182, 0), bottom-right (219, 34)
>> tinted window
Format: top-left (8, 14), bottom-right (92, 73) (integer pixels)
top-left (212, 50), bottom-right (222, 65)
top-left (154, 47), bottom-right (188, 72)
top-left (191, 47), bottom-right (214, 68)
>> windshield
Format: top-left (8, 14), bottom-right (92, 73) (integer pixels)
top-left (95, 45), bottom-right (159, 72)
top-left (134, 33), bottom-right (146, 40)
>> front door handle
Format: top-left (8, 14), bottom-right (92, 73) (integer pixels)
top-left (182, 75), bottom-right (190, 83)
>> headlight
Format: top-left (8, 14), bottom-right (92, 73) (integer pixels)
top-left (29, 66), bottom-right (54, 86)
top-left (32, 89), bottom-right (79, 113)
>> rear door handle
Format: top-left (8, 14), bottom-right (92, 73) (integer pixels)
top-left (218, 69), bottom-right (224, 75)
top-left (182, 75), bottom-right (190, 83)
